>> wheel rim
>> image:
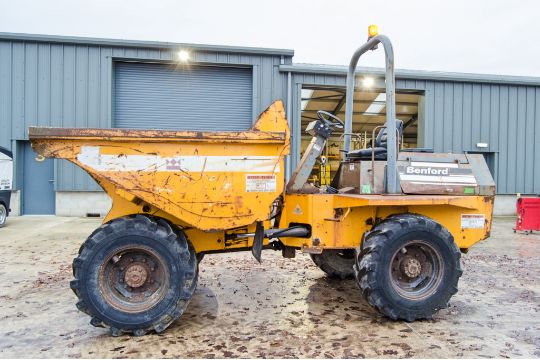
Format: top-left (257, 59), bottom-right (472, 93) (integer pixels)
top-left (0, 205), bottom-right (6, 224)
top-left (389, 240), bottom-right (443, 301)
top-left (98, 245), bottom-right (170, 313)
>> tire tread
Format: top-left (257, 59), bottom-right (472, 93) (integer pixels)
top-left (354, 213), bottom-right (462, 321)
top-left (71, 215), bottom-right (198, 335)
top-left (310, 250), bottom-right (355, 279)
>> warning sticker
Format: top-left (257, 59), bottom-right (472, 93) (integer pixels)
top-left (293, 204), bottom-right (303, 215)
top-left (246, 174), bottom-right (277, 192)
top-left (461, 214), bottom-right (485, 229)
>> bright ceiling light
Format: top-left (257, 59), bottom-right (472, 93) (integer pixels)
top-left (362, 77), bottom-right (375, 88)
top-left (178, 50), bottom-right (190, 62)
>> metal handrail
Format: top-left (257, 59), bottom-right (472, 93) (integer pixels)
top-left (338, 132), bottom-right (366, 161)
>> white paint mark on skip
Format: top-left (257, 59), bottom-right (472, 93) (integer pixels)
top-left (77, 146), bottom-right (281, 173)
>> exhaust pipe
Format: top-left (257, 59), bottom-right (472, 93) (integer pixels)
top-left (265, 226), bottom-right (310, 238)
top-left (264, 225), bottom-right (310, 238)
top-left (230, 225), bottom-right (310, 240)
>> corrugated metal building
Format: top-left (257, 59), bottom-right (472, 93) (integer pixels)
top-left (1, 33), bottom-right (539, 216)
top-left (0, 33), bottom-right (292, 216)
top-left (283, 65), bottom-right (540, 201)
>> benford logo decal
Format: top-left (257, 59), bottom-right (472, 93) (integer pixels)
top-left (406, 166), bottom-right (449, 175)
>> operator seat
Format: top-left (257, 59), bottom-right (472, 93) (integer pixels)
top-left (346, 119), bottom-right (404, 160)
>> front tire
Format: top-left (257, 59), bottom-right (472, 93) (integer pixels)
top-left (310, 249), bottom-right (355, 279)
top-left (354, 214), bottom-right (462, 321)
top-left (71, 215), bottom-right (198, 336)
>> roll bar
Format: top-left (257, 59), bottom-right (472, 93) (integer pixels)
top-left (343, 34), bottom-right (399, 194)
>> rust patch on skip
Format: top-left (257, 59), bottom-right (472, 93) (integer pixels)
top-left (28, 127), bottom-right (286, 143)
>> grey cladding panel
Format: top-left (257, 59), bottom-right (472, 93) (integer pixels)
top-left (114, 62), bottom-right (253, 131)
top-left (0, 38), bottom-right (287, 192)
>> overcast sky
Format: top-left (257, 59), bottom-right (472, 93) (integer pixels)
top-left (1, 0), bottom-right (538, 77)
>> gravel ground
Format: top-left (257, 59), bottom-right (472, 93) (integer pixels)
top-left (0, 216), bottom-right (538, 358)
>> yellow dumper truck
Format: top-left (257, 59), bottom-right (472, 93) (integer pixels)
top-left (29, 28), bottom-right (495, 336)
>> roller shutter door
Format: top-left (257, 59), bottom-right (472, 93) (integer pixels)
top-left (114, 62), bottom-right (253, 130)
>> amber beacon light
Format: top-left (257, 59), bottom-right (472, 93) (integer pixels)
top-left (368, 24), bottom-right (379, 38)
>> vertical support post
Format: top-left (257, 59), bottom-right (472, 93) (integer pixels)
top-left (286, 71), bottom-right (292, 180)
top-left (383, 41), bottom-right (399, 194)
top-left (343, 35), bottom-right (399, 194)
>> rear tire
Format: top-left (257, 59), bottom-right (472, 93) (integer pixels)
top-left (71, 215), bottom-right (198, 336)
top-left (196, 253), bottom-right (205, 264)
top-left (310, 249), bottom-right (355, 279)
top-left (354, 214), bottom-right (462, 321)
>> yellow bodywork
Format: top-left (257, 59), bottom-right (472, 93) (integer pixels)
top-left (279, 193), bottom-right (493, 251)
top-left (29, 100), bottom-right (493, 254)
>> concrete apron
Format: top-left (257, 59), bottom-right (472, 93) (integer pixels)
top-left (0, 216), bottom-right (537, 358)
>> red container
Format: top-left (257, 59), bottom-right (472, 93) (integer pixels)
top-left (515, 197), bottom-right (540, 232)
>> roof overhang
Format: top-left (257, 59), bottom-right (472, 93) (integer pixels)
top-left (0, 32), bottom-right (295, 57)
top-left (280, 64), bottom-right (540, 87)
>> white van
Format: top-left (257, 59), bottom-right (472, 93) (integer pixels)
top-left (0, 146), bottom-right (13, 227)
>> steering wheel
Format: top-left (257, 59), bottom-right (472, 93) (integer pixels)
top-left (317, 110), bottom-right (344, 129)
